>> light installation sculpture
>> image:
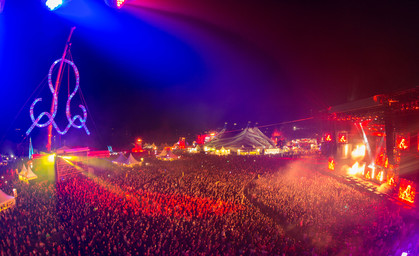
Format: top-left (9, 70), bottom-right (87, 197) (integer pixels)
top-left (26, 58), bottom-right (90, 136)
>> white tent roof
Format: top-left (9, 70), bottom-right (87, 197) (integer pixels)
top-left (157, 149), bottom-right (168, 158)
top-left (113, 153), bottom-right (127, 164)
top-left (205, 127), bottom-right (276, 150)
top-left (19, 164), bottom-right (28, 176)
top-left (167, 151), bottom-right (178, 159)
top-left (25, 166), bottom-right (38, 179)
top-left (19, 164), bottom-right (38, 180)
top-left (0, 189), bottom-right (14, 206)
top-left (125, 154), bottom-right (140, 165)
top-left (157, 149), bottom-right (178, 159)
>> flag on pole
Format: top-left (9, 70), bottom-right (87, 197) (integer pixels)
top-left (29, 137), bottom-right (34, 159)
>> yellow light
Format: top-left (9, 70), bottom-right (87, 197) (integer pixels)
top-left (379, 171), bottom-right (384, 182)
top-left (47, 154), bottom-right (56, 163)
top-left (348, 161), bottom-right (365, 175)
top-left (60, 156), bottom-right (74, 160)
top-left (351, 144), bottom-right (366, 159)
top-left (344, 144), bottom-right (349, 157)
top-left (328, 159), bottom-right (335, 171)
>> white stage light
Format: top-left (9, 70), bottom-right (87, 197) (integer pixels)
top-left (45, 0), bottom-right (63, 11)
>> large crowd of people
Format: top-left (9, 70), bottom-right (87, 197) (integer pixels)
top-left (0, 154), bottom-right (417, 255)
top-left (248, 161), bottom-right (419, 255)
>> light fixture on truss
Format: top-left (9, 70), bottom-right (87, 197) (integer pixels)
top-left (44, 0), bottom-right (63, 11)
top-left (104, 0), bottom-right (126, 9)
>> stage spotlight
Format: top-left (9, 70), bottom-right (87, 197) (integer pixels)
top-left (47, 154), bottom-right (56, 163)
top-left (45, 0), bottom-right (63, 11)
top-left (104, 0), bottom-right (126, 9)
top-left (0, 0), bottom-right (5, 13)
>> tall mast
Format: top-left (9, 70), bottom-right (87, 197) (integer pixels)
top-left (46, 27), bottom-right (76, 152)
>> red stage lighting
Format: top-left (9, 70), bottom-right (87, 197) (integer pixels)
top-left (396, 134), bottom-right (409, 150)
top-left (399, 179), bottom-right (416, 204)
top-left (325, 133), bottom-right (332, 142)
top-left (338, 132), bottom-right (348, 143)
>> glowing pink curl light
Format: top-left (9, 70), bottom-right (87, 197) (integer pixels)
top-left (26, 58), bottom-right (90, 136)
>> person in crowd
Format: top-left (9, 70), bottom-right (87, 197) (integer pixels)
top-left (0, 155), bottom-right (417, 255)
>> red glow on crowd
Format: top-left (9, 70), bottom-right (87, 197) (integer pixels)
top-left (58, 175), bottom-right (242, 220)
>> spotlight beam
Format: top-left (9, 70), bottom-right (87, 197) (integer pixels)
top-left (0, 0), bottom-right (5, 13)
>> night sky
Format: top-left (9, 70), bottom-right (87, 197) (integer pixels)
top-left (1, 0), bottom-right (419, 152)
